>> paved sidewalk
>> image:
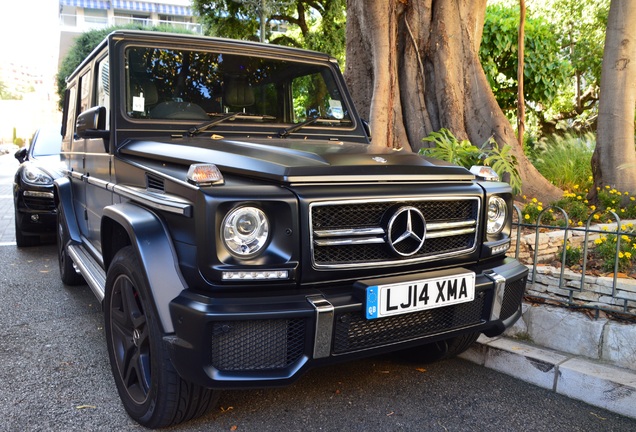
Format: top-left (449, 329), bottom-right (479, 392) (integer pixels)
top-left (0, 177), bottom-right (16, 246)
top-left (0, 153), bottom-right (634, 420)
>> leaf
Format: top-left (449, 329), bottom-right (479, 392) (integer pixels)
top-left (416, 368), bottom-right (427, 373)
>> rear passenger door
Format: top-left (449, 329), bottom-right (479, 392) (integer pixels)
top-left (83, 55), bottom-right (113, 251)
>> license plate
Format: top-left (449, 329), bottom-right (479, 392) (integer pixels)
top-left (365, 271), bottom-right (476, 319)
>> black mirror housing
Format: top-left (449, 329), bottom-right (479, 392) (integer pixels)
top-left (76, 106), bottom-right (109, 140)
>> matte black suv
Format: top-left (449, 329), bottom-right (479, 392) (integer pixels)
top-left (57, 30), bottom-right (528, 428)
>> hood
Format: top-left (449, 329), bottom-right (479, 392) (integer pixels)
top-left (119, 137), bottom-right (474, 184)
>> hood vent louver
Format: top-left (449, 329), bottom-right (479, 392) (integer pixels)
top-left (146, 174), bottom-right (165, 193)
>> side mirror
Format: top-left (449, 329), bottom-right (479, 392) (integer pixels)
top-left (14, 147), bottom-right (27, 164)
top-left (76, 106), bottom-right (109, 141)
top-left (362, 119), bottom-right (372, 141)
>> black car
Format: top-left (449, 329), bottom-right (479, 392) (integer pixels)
top-left (56, 30), bottom-right (528, 428)
top-left (13, 127), bottom-right (62, 247)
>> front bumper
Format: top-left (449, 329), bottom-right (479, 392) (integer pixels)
top-left (166, 258), bottom-right (528, 389)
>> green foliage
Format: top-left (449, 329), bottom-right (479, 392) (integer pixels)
top-left (559, 242), bottom-right (583, 267)
top-left (594, 226), bottom-right (636, 273)
top-left (191, 0), bottom-right (346, 63)
top-left (481, 0), bottom-right (609, 136)
top-left (528, 132), bottom-right (595, 191)
top-left (480, 3), bottom-right (570, 112)
top-left (420, 129), bottom-right (482, 167)
top-left (0, 78), bottom-right (22, 100)
top-left (419, 129), bottom-right (522, 194)
top-left (56, 24), bottom-right (196, 110)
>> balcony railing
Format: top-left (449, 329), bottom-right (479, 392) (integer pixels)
top-left (60, 14), bottom-right (202, 34)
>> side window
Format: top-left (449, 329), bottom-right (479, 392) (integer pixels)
top-left (79, 71), bottom-right (91, 115)
top-left (96, 57), bottom-right (110, 127)
top-left (291, 72), bottom-right (348, 122)
top-left (63, 85), bottom-right (77, 142)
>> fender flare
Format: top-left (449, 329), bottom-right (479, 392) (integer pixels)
top-left (54, 177), bottom-right (81, 243)
top-left (102, 202), bottom-right (187, 334)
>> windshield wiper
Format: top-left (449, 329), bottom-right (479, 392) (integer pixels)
top-left (187, 112), bottom-right (239, 136)
top-left (278, 116), bottom-right (321, 138)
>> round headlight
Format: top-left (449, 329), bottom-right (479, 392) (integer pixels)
top-left (487, 196), bottom-right (507, 234)
top-left (22, 165), bottom-right (54, 185)
top-left (222, 206), bottom-right (269, 257)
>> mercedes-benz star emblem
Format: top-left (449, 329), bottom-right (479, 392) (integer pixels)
top-left (386, 206), bottom-right (426, 256)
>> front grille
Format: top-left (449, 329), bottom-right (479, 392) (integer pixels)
top-left (311, 198), bottom-right (480, 268)
top-left (211, 318), bottom-right (305, 371)
top-left (23, 193), bottom-right (55, 212)
top-left (333, 291), bottom-right (486, 354)
top-left (500, 277), bottom-right (527, 320)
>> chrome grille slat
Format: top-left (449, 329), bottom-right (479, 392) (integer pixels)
top-left (310, 197), bottom-right (480, 268)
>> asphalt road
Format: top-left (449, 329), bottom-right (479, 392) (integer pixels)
top-left (1, 154), bottom-right (636, 431)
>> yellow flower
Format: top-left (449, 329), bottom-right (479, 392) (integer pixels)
top-left (584, 200), bottom-right (588, 204)
top-left (524, 214), bottom-right (530, 220)
top-left (577, 221), bottom-right (583, 227)
top-left (532, 198), bottom-right (538, 203)
top-left (523, 195), bottom-right (527, 200)
top-left (537, 206), bottom-right (543, 211)
top-left (622, 235), bottom-right (630, 242)
top-left (588, 176), bottom-right (593, 181)
top-left (577, 196), bottom-right (582, 200)
top-left (590, 205), bottom-right (596, 211)
top-left (593, 214), bottom-right (600, 220)
top-left (574, 184), bottom-right (580, 190)
top-left (594, 238), bottom-right (603, 245)
top-left (605, 185), bottom-right (611, 189)
top-left (619, 252), bottom-right (625, 259)
top-left (626, 252), bottom-right (632, 259)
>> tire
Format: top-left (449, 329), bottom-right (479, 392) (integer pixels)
top-left (15, 213), bottom-right (40, 247)
top-left (104, 246), bottom-right (219, 428)
top-left (398, 332), bottom-right (480, 363)
top-left (56, 204), bottom-right (85, 285)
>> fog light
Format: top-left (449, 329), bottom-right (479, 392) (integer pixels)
top-left (31, 214), bottom-right (40, 222)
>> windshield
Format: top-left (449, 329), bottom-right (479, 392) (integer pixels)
top-left (125, 46), bottom-right (351, 127)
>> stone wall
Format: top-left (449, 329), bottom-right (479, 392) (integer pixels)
top-left (506, 303), bottom-right (636, 372)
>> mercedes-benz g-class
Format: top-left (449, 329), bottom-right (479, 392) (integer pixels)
top-left (56, 30), bottom-right (528, 428)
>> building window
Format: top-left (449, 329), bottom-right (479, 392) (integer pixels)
top-left (84, 8), bottom-right (108, 25)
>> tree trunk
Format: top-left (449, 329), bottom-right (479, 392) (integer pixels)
top-left (344, 0), bottom-right (562, 202)
top-left (591, 0), bottom-right (636, 201)
top-left (517, 0), bottom-right (525, 149)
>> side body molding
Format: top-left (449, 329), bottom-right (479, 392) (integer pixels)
top-left (102, 202), bottom-right (188, 333)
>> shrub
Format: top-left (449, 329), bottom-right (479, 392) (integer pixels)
top-left (528, 132), bottom-right (594, 192)
top-left (420, 129), bottom-right (521, 194)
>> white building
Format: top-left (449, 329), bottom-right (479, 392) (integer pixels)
top-left (59, 0), bottom-right (201, 67)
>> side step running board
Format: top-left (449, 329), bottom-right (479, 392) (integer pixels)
top-left (67, 244), bottom-right (106, 303)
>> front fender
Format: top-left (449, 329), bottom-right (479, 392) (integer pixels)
top-left (102, 202), bottom-right (187, 334)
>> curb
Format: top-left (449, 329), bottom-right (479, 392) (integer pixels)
top-left (460, 335), bottom-right (636, 419)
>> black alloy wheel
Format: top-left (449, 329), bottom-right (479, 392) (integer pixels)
top-left (104, 246), bottom-right (218, 428)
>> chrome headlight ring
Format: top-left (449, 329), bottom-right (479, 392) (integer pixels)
top-left (221, 206), bottom-right (270, 258)
top-left (487, 196), bottom-right (507, 235)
